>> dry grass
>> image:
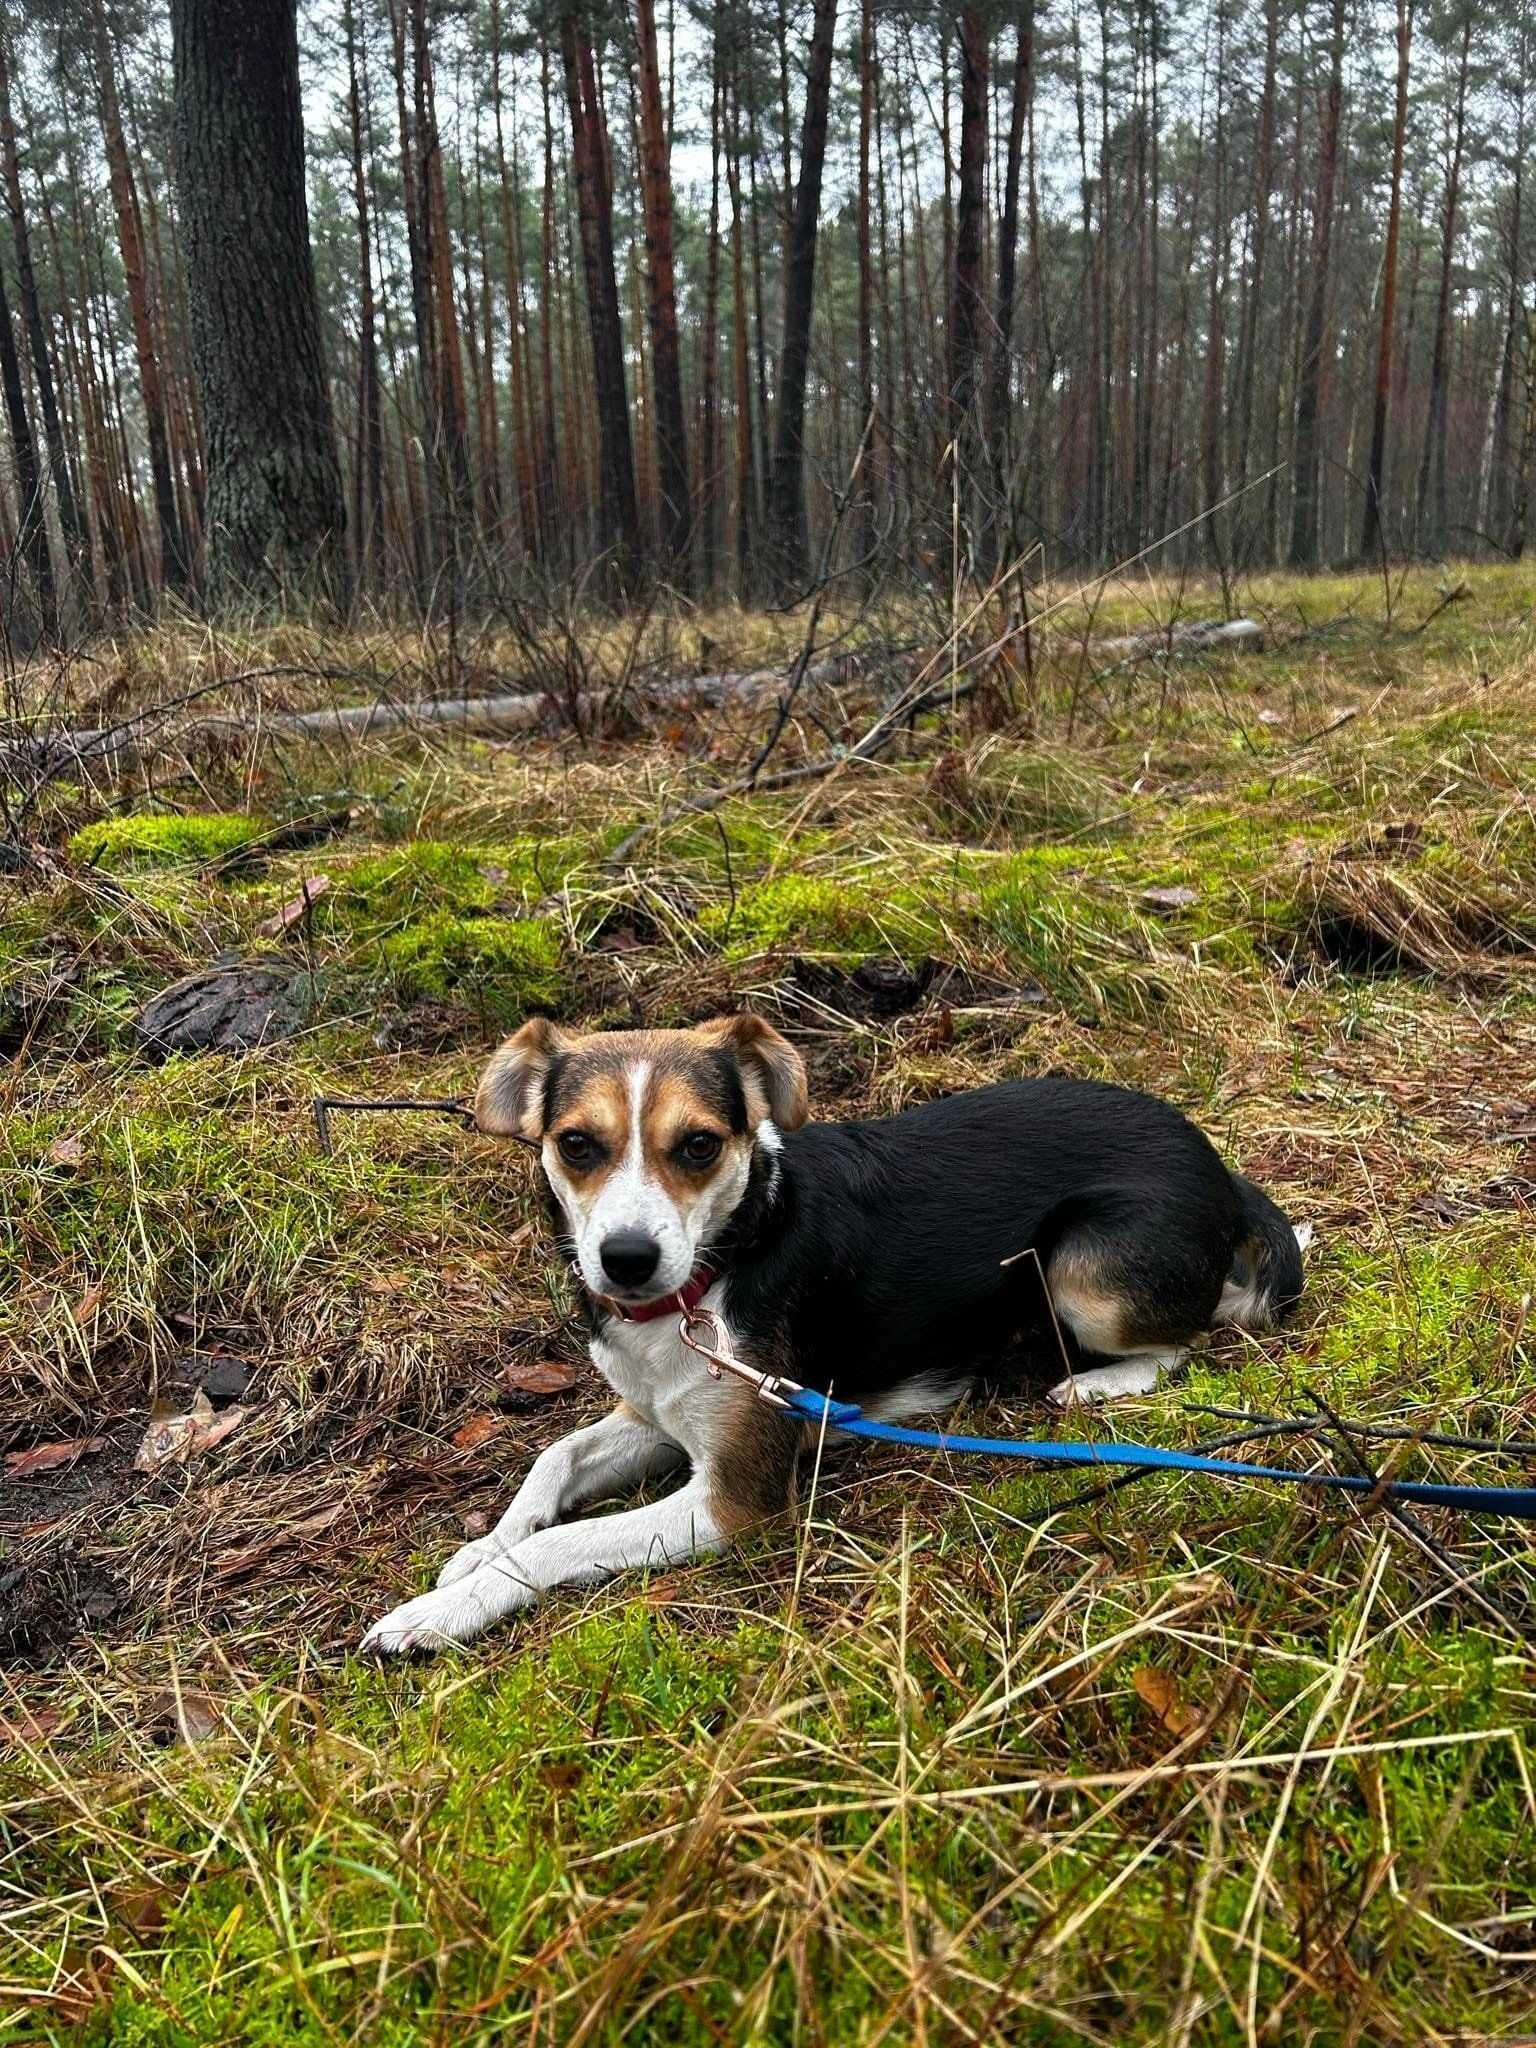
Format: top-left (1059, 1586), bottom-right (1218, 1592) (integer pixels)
top-left (3, 561), bottom-right (1536, 2042)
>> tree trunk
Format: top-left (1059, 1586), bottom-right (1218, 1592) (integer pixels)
top-left (1287, 0), bottom-right (1346, 569)
top-left (344, 0), bottom-right (383, 586)
top-left (1413, 13), bottom-right (1471, 556)
top-left (950, 6), bottom-right (988, 563)
top-left (1360, 0), bottom-right (1412, 560)
top-left (765, 0), bottom-right (838, 589)
top-left (856, 0), bottom-right (876, 566)
top-left (92, 0), bottom-right (187, 594)
top-left (0, 34), bottom-right (82, 575)
top-left (0, 260), bottom-right (55, 629)
top-left (984, 12), bottom-right (1030, 571)
top-left (633, 0), bottom-right (691, 584)
top-left (171, 0), bottom-right (345, 603)
top-left (560, 8), bottom-right (641, 584)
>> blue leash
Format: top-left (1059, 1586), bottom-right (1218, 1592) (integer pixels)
top-left (778, 1387), bottom-right (1536, 1518)
top-left (673, 1310), bottom-right (1536, 1520)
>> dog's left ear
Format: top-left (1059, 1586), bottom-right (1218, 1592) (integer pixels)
top-left (698, 1013), bottom-right (809, 1131)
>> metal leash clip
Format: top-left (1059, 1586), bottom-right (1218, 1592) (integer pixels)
top-left (678, 1307), bottom-right (805, 1412)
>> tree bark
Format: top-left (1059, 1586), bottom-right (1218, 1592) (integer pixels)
top-left (560, 8), bottom-right (641, 584)
top-left (984, 13), bottom-right (1030, 571)
top-left (0, 33), bottom-right (82, 573)
top-left (1287, 0), bottom-right (1346, 568)
top-left (0, 258), bottom-right (55, 629)
top-left (950, 9), bottom-right (988, 512)
top-left (633, 0), bottom-right (691, 585)
top-left (765, 0), bottom-right (838, 589)
top-left (92, 0), bottom-right (188, 594)
top-left (1413, 12), bottom-right (1472, 556)
top-left (1360, 0), bottom-right (1412, 560)
top-left (171, 0), bottom-right (345, 603)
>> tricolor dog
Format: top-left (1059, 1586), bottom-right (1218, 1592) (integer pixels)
top-left (363, 1014), bottom-right (1305, 1653)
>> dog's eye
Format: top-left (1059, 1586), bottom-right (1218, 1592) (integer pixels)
top-left (556, 1130), bottom-right (601, 1169)
top-left (678, 1131), bottom-right (722, 1168)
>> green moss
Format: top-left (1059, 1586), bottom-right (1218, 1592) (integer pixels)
top-left (327, 837), bottom-right (591, 938)
top-left (698, 872), bottom-right (942, 958)
top-left (380, 912), bottom-right (566, 1017)
top-left (69, 811), bottom-right (267, 870)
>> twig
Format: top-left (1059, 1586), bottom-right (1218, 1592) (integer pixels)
top-left (312, 1095), bottom-right (477, 1158)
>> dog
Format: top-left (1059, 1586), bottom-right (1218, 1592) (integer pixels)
top-left (363, 1013), bottom-right (1305, 1653)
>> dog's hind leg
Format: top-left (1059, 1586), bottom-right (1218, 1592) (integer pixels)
top-left (1042, 1202), bottom-right (1224, 1408)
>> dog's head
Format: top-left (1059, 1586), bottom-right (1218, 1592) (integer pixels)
top-left (475, 1015), bottom-right (808, 1305)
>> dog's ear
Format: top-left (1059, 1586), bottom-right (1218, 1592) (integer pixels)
top-left (698, 1013), bottom-right (809, 1131)
top-left (475, 1017), bottom-right (568, 1141)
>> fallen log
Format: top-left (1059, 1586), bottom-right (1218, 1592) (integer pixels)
top-left (2, 656), bottom-right (867, 782)
top-left (1095, 617), bottom-right (1264, 661)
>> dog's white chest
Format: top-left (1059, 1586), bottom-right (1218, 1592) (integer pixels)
top-left (589, 1277), bottom-right (745, 1458)
top-left (589, 1280), bottom-right (737, 1459)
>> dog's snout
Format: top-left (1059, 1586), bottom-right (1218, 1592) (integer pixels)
top-left (600, 1230), bottom-right (662, 1291)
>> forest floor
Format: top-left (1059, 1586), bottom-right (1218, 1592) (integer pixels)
top-left (2, 560), bottom-right (1535, 2043)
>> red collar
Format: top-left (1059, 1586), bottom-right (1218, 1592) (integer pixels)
top-left (601, 1267), bottom-right (716, 1324)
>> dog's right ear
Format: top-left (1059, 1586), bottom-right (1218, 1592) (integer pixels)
top-left (475, 1017), bottom-right (568, 1143)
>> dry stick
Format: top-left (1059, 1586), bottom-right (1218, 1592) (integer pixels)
top-left (1302, 1392), bottom-right (1534, 1641)
top-left (741, 404), bottom-right (878, 791)
top-left (603, 669), bottom-right (975, 866)
top-left (770, 466), bottom-right (1294, 842)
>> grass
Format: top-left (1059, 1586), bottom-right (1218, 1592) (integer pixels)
top-left (3, 560), bottom-right (1536, 2042)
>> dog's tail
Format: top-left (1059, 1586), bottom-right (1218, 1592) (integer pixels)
top-left (1220, 1174), bottom-right (1310, 1332)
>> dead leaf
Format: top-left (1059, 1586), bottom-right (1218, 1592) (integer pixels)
top-left (0, 1704), bottom-right (64, 1744)
top-left (133, 1391), bottom-right (249, 1474)
top-left (144, 1690), bottom-right (224, 1744)
top-left (46, 1948), bottom-right (115, 2026)
top-left (4, 1435), bottom-right (106, 1478)
top-left (257, 873), bottom-right (331, 936)
top-left (47, 1135), bottom-right (87, 1169)
top-left (1132, 1664), bottom-right (1196, 1737)
top-left (72, 1282), bottom-right (105, 1325)
top-left (501, 1359), bottom-right (579, 1401)
top-left (452, 1413), bottom-right (507, 1451)
top-left (113, 1884), bottom-right (171, 1942)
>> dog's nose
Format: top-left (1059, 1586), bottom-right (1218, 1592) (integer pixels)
top-left (600, 1230), bottom-right (661, 1290)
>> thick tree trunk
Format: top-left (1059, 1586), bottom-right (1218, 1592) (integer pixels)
top-left (1360, 0), bottom-right (1412, 560)
top-left (634, 0), bottom-right (691, 585)
top-left (765, 0), bottom-right (838, 590)
top-left (171, 0), bottom-right (345, 603)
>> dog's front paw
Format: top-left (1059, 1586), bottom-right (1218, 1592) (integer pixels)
top-left (437, 1534), bottom-right (502, 1588)
top-left (361, 1564), bottom-right (532, 1657)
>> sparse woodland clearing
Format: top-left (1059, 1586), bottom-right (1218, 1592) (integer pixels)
top-left (2, 561), bottom-right (1536, 2042)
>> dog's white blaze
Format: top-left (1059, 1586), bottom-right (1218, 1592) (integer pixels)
top-left (549, 1062), bottom-right (760, 1300)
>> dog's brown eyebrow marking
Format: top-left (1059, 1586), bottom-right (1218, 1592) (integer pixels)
top-left (541, 1032), bottom-right (751, 1138)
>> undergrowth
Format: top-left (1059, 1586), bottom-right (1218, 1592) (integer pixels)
top-left (3, 561), bottom-right (1536, 2042)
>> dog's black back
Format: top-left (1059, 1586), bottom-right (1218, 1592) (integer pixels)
top-left (718, 1079), bottom-right (1299, 1403)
